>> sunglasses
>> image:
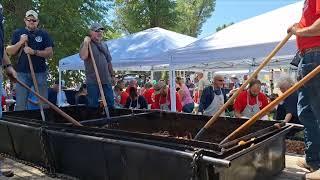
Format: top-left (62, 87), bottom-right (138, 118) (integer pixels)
top-left (95, 28), bottom-right (104, 33)
top-left (26, 19), bottom-right (37, 22)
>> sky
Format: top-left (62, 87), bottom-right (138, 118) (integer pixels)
top-left (199, 0), bottom-right (301, 38)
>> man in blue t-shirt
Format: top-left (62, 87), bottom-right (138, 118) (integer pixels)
top-left (0, 3), bottom-right (17, 177)
top-left (6, 10), bottom-right (53, 111)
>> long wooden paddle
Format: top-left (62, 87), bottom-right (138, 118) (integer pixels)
top-left (16, 78), bottom-right (82, 126)
top-left (25, 42), bottom-right (46, 122)
top-left (220, 65), bottom-right (320, 144)
top-left (88, 43), bottom-right (111, 119)
top-left (194, 32), bottom-right (293, 140)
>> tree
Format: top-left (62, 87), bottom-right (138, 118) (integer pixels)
top-left (2, 0), bottom-right (121, 86)
top-left (114, 0), bottom-right (178, 34)
top-left (175, 0), bottom-right (215, 37)
top-left (216, 22), bottom-right (234, 32)
top-left (114, 0), bottom-right (215, 37)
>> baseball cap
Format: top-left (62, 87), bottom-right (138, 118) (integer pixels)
top-left (25, 10), bottom-right (38, 20)
top-left (90, 22), bottom-right (104, 31)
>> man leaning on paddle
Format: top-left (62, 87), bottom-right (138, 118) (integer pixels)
top-left (0, 3), bottom-right (17, 178)
top-left (287, 0), bottom-right (320, 179)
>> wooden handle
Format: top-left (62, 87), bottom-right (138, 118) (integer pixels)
top-left (88, 43), bottom-right (110, 119)
top-left (25, 42), bottom-right (46, 122)
top-left (16, 79), bottom-right (82, 126)
top-left (220, 65), bottom-right (320, 144)
top-left (194, 33), bottom-right (293, 139)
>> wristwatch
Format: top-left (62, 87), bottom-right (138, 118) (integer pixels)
top-left (3, 64), bottom-right (12, 69)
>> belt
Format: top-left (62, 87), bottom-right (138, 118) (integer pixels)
top-left (300, 46), bottom-right (320, 56)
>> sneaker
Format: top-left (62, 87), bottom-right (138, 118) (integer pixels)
top-left (297, 159), bottom-right (319, 172)
top-left (1, 170), bottom-right (14, 177)
top-left (305, 169), bottom-right (320, 180)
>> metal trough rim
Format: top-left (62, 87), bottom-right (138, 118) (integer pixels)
top-left (46, 129), bottom-right (231, 168)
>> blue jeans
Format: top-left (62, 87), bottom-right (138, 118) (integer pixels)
top-left (297, 51), bottom-right (320, 168)
top-left (87, 83), bottom-right (114, 108)
top-left (182, 103), bottom-right (194, 113)
top-left (15, 72), bottom-right (48, 111)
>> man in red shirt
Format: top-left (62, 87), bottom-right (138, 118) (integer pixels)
top-left (287, 1), bottom-right (320, 178)
top-left (233, 79), bottom-right (268, 119)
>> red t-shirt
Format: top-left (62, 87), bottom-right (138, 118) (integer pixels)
top-left (233, 90), bottom-right (269, 113)
top-left (1, 95), bottom-right (5, 108)
top-left (120, 91), bottom-right (129, 105)
top-left (151, 90), bottom-right (182, 112)
top-left (297, 0), bottom-right (320, 51)
top-left (143, 88), bottom-right (155, 104)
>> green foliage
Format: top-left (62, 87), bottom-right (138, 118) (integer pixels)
top-left (114, 0), bottom-right (178, 34)
top-left (216, 22), bottom-right (234, 32)
top-left (175, 0), bottom-right (215, 37)
top-left (115, 0), bottom-right (215, 37)
top-left (2, 0), bottom-right (121, 86)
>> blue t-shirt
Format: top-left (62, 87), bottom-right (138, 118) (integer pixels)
top-left (11, 28), bottom-right (54, 73)
top-left (0, 4), bottom-right (4, 64)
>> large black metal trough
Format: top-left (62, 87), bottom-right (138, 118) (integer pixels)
top-left (0, 107), bottom-right (292, 180)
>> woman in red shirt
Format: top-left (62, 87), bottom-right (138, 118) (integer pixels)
top-left (114, 84), bottom-right (129, 108)
top-left (142, 82), bottom-right (155, 108)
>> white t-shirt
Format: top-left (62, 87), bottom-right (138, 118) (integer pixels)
top-left (198, 78), bottom-right (210, 91)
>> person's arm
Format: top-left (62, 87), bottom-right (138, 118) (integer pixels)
top-left (79, 36), bottom-right (91, 60)
top-left (108, 63), bottom-right (114, 76)
top-left (2, 51), bottom-right (17, 82)
top-left (178, 89), bottom-right (184, 100)
top-left (260, 94), bottom-right (269, 109)
top-left (6, 33), bottom-right (27, 56)
top-left (284, 113), bottom-right (293, 123)
top-left (198, 88), bottom-right (207, 112)
top-left (139, 96), bottom-right (148, 109)
top-left (105, 45), bottom-right (114, 76)
top-left (23, 46), bottom-right (53, 58)
top-left (234, 110), bottom-right (242, 118)
top-left (294, 18), bottom-right (320, 37)
top-left (283, 94), bottom-right (297, 123)
top-left (124, 97), bottom-right (131, 108)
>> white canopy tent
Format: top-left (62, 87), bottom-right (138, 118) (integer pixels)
top-left (170, 1), bottom-right (303, 69)
top-left (57, 27), bottom-right (197, 106)
top-left (167, 1), bottom-right (303, 111)
top-left (59, 27), bottom-right (197, 71)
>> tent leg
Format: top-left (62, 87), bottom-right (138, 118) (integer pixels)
top-left (151, 70), bottom-right (154, 81)
top-left (58, 69), bottom-right (62, 107)
top-left (169, 65), bottom-right (176, 112)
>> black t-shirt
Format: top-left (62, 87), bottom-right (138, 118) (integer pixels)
top-left (124, 96), bottom-right (148, 109)
top-left (11, 28), bottom-right (54, 73)
top-left (275, 103), bottom-right (286, 120)
top-left (77, 95), bottom-right (88, 105)
top-left (0, 4), bottom-right (4, 63)
top-left (275, 92), bottom-right (300, 124)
